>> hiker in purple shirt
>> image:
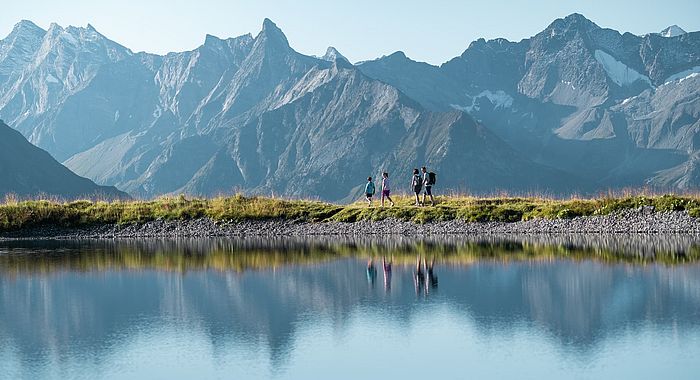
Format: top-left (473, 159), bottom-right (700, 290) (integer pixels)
top-left (381, 172), bottom-right (395, 207)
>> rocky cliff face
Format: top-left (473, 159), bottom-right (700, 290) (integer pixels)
top-left (1, 15), bottom-right (697, 200)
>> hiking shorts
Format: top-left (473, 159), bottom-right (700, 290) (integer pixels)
top-left (424, 186), bottom-right (432, 196)
top-left (382, 189), bottom-right (391, 197)
top-left (413, 185), bottom-right (422, 194)
top-left (366, 193), bottom-right (373, 199)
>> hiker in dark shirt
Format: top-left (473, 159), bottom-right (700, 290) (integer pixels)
top-left (411, 169), bottom-right (422, 206)
top-left (421, 167), bottom-right (436, 207)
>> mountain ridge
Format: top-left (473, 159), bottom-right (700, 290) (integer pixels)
top-left (0, 119), bottom-right (128, 199)
top-left (1, 14), bottom-right (699, 200)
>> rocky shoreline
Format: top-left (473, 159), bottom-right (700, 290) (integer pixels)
top-left (2, 207), bottom-right (700, 240)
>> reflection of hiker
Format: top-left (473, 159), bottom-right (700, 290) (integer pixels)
top-left (421, 167), bottom-right (436, 207)
top-left (425, 256), bottom-right (438, 294)
top-left (411, 169), bottom-right (423, 206)
top-left (364, 177), bottom-right (376, 207)
top-left (383, 256), bottom-right (393, 292)
top-left (366, 258), bottom-right (377, 285)
top-left (381, 172), bottom-right (395, 207)
top-left (414, 255), bottom-right (426, 295)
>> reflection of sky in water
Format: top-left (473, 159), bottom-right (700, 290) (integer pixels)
top-left (0, 238), bottom-right (699, 379)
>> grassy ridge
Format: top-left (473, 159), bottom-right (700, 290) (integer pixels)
top-left (1, 194), bottom-right (700, 231)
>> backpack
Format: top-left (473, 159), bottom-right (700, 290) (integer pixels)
top-left (428, 172), bottom-right (436, 185)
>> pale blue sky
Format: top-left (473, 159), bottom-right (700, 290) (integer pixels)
top-left (1, 0), bottom-right (698, 64)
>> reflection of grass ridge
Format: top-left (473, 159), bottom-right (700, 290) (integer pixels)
top-left (1, 239), bottom-right (697, 275)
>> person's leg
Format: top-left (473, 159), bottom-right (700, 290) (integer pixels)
top-left (388, 195), bottom-right (394, 207)
top-left (381, 193), bottom-right (385, 207)
top-left (414, 192), bottom-right (420, 206)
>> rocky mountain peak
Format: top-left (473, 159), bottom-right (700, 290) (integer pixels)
top-left (545, 13), bottom-right (600, 38)
top-left (258, 18), bottom-right (289, 48)
top-left (8, 20), bottom-right (45, 38)
top-left (322, 46), bottom-right (349, 63)
top-left (204, 33), bottom-right (224, 46)
top-left (386, 51), bottom-right (408, 61)
top-left (660, 25), bottom-right (687, 37)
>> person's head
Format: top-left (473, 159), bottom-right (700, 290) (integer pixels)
top-left (421, 166), bottom-right (427, 173)
top-left (383, 172), bottom-right (389, 178)
top-left (367, 176), bottom-right (372, 182)
top-left (413, 168), bottom-right (419, 175)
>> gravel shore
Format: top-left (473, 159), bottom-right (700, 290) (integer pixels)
top-left (2, 207), bottom-right (700, 240)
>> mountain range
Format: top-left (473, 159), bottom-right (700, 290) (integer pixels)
top-left (0, 14), bottom-right (698, 201)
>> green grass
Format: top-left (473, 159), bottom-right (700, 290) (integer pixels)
top-left (1, 193), bottom-right (700, 231)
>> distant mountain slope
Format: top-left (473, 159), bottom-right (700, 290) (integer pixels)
top-left (0, 120), bottom-right (127, 199)
top-left (1, 15), bottom-right (699, 200)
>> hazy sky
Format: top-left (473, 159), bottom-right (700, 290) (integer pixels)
top-left (1, 0), bottom-right (698, 64)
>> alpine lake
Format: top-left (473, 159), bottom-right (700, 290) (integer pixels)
top-left (1, 235), bottom-right (699, 379)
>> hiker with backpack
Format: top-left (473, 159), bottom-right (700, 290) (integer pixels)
top-left (364, 176), bottom-right (376, 207)
top-left (411, 168), bottom-right (423, 206)
top-left (422, 166), bottom-right (436, 206)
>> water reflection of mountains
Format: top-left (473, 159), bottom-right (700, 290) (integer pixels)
top-left (1, 236), bottom-right (699, 369)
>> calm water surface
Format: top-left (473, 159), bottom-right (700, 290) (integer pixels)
top-left (0, 236), bottom-right (699, 379)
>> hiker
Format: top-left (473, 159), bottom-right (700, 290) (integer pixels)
top-left (422, 167), bottom-right (436, 206)
top-left (366, 258), bottom-right (377, 286)
top-left (411, 168), bottom-right (422, 206)
top-left (383, 256), bottom-right (393, 292)
top-left (381, 172), bottom-right (395, 207)
top-left (414, 255), bottom-right (426, 295)
top-left (425, 256), bottom-right (438, 294)
top-left (364, 176), bottom-right (376, 207)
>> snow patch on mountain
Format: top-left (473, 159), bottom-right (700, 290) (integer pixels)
top-left (451, 90), bottom-right (514, 112)
top-left (594, 50), bottom-right (652, 87)
top-left (46, 74), bottom-right (59, 83)
top-left (664, 66), bottom-right (700, 84)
